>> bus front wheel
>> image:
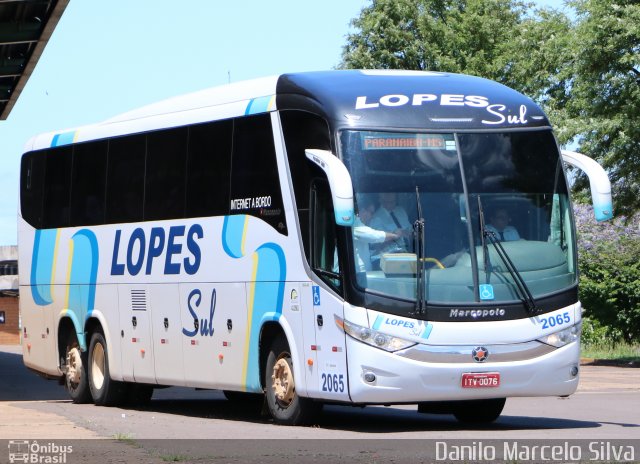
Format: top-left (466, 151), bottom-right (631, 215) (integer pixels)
top-left (88, 330), bottom-right (126, 406)
top-left (264, 335), bottom-right (321, 425)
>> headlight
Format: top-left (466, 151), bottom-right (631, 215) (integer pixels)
top-left (335, 316), bottom-right (417, 352)
top-left (538, 322), bottom-right (582, 348)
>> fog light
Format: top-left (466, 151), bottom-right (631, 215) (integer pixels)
top-left (570, 365), bottom-right (579, 377)
top-left (364, 372), bottom-right (376, 383)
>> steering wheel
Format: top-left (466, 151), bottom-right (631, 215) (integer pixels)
top-left (422, 257), bottom-right (445, 269)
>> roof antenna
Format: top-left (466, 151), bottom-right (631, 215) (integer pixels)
top-left (228, 70), bottom-right (231, 84)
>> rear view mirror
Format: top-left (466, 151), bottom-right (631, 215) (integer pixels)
top-left (305, 149), bottom-right (354, 226)
top-left (561, 150), bottom-right (613, 221)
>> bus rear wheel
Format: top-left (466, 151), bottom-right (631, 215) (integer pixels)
top-left (452, 398), bottom-right (506, 424)
top-left (88, 330), bottom-right (126, 406)
top-left (64, 341), bottom-right (91, 404)
top-left (264, 335), bottom-right (321, 425)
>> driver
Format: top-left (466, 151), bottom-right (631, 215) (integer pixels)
top-left (369, 192), bottom-right (413, 253)
top-left (353, 197), bottom-right (401, 272)
top-left (486, 207), bottom-right (520, 241)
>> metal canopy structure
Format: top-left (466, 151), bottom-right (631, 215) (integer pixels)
top-left (0, 0), bottom-right (68, 120)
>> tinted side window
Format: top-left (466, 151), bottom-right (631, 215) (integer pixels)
top-left (230, 115), bottom-right (287, 235)
top-left (186, 120), bottom-right (232, 218)
top-left (280, 111), bottom-right (331, 258)
top-left (43, 147), bottom-right (72, 228)
top-left (71, 141), bottom-right (107, 226)
top-left (311, 180), bottom-right (340, 291)
top-left (145, 128), bottom-right (188, 221)
top-left (106, 135), bottom-right (145, 223)
top-left (20, 152), bottom-right (45, 228)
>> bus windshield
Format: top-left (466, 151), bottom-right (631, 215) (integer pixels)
top-left (340, 129), bottom-right (576, 307)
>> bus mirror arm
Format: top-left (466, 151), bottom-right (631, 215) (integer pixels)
top-left (305, 149), bottom-right (355, 226)
top-left (561, 150), bottom-right (613, 222)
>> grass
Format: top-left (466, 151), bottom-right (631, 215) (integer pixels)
top-left (112, 432), bottom-right (136, 445)
top-left (582, 341), bottom-right (640, 363)
top-left (160, 455), bottom-right (189, 462)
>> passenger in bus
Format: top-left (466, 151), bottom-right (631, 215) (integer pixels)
top-left (486, 207), bottom-right (520, 241)
top-left (369, 192), bottom-right (413, 254)
top-left (353, 197), bottom-right (401, 272)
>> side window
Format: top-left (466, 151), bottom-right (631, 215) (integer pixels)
top-left (280, 110), bottom-right (331, 260)
top-left (311, 180), bottom-right (341, 291)
top-left (145, 127), bottom-right (188, 221)
top-left (230, 115), bottom-right (287, 235)
top-left (186, 120), bottom-right (232, 218)
top-left (106, 135), bottom-right (145, 224)
top-left (43, 147), bottom-right (72, 229)
top-left (70, 141), bottom-right (107, 226)
top-left (20, 152), bottom-right (45, 229)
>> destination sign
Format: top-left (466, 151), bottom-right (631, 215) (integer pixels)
top-left (361, 133), bottom-right (455, 151)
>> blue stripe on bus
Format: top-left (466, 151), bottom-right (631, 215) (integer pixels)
top-left (30, 229), bottom-right (58, 306)
top-left (51, 131), bottom-right (76, 147)
top-left (245, 95), bottom-right (274, 115)
top-left (65, 229), bottom-right (99, 350)
top-left (222, 215), bottom-right (247, 259)
top-left (68, 229), bottom-right (99, 311)
top-left (244, 243), bottom-right (286, 391)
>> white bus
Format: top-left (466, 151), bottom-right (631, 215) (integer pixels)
top-left (19, 70), bottom-right (612, 425)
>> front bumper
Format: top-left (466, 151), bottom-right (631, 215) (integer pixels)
top-left (346, 336), bottom-right (580, 404)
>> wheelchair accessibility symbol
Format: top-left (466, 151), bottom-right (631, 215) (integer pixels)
top-left (479, 284), bottom-right (495, 301)
top-left (312, 286), bottom-right (321, 306)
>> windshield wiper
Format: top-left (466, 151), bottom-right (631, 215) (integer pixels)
top-left (477, 197), bottom-right (538, 314)
top-left (477, 197), bottom-right (493, 285)
top-left (412, 186), bottom-right (426, 316)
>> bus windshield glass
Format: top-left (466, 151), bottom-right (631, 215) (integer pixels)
top-left (340, 129), bottom-right (576, 306)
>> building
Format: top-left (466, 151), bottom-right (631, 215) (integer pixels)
top-left (1, 0), bottom-right (69, 119)
top-left (0, 245), bottom-right (19, 344)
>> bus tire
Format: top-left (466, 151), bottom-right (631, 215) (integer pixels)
top-left (64, 339), bottom-right (91, 404)
top-left (264, 335), bottom-right (321, 425)
top-left (452, 398), bottom-right (506, 424)
top-left (88, 330), bottom-right (126, 406)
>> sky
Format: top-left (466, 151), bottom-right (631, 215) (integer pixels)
top-left (0, 0), bottom-right (564, 246)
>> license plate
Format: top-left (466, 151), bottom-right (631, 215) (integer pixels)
top-left (461, 372), bottom-right (500, 388)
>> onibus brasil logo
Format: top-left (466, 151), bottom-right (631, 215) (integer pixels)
top-left (7, 440), bottom-right (73, 463)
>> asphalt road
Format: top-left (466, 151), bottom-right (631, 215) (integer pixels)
top-left (1, 344), bottom-right (639, 463)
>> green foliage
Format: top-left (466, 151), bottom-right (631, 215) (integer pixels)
top-left (578, 236), bottom-right (640, 343)
top-left (564, 0), bottom-right (640, 219)
top-left (340, 0), bottom-right (530, 80)
top-left (580, 316), bottom-right (621, 346)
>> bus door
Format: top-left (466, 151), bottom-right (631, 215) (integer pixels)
top-left (302, 181), bottom-right (349, 401)
top-left (118, 284), bottom-right (156, 383)
top-left (300, 282), bottom-right (348, 400)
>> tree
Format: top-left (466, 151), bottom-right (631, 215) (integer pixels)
top-left (575, 204), bottom-right (640, 342)
top-left (339, 0), bottom-right (573, 96)
top-left (340, 0), bottom-right (530, 81)
top-left (565, 0), bottom-right (640, 218)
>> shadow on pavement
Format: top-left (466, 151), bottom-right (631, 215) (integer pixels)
top-left (116, 395), bottom-right (605, 433)
top-left (0, 347), bottom-right (68, 401)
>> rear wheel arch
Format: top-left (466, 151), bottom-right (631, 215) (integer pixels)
top-left (259, 322), bottom-right (285, 391)
top-left (57, 316), bottom-right (91, 403)
top-left (57, 317), bottom-right (78, 362)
